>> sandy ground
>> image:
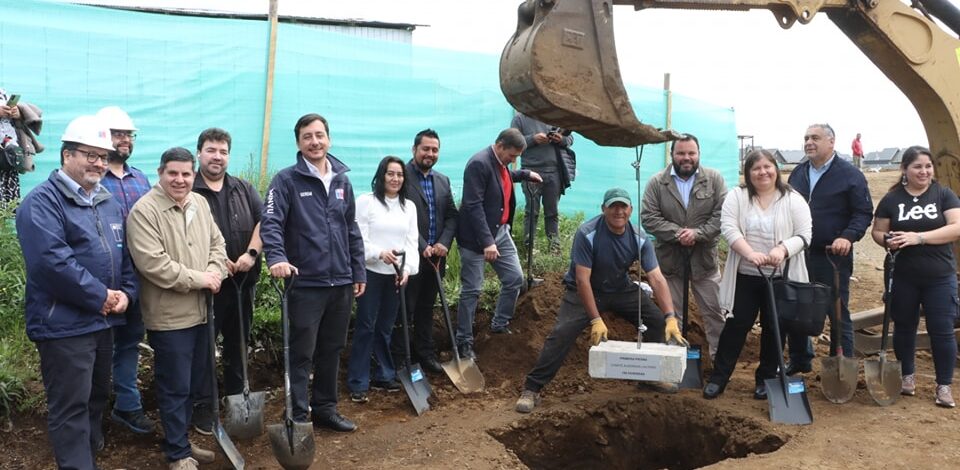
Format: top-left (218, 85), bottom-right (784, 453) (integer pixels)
top-left (3, 170), bottom-right (960, 470)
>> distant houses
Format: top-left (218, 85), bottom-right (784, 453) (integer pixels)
top-left (741, 146), bottom-right (901, 172)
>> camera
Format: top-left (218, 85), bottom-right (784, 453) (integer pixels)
top-left (548, 126), bottom-right (571, 138)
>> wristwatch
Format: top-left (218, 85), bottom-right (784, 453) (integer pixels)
top-left (247, 248), bottom-right (259, 258)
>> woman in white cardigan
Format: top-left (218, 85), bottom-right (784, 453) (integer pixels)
top-left (346, 156), bottom-right (419, 404)
top-left (703, 149), bottom-right (812, 400)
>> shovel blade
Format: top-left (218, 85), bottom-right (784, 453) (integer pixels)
top-left (678, 347), bottom-right (703, 390)
top-left (398, 364), bottom-right (432, 416)
top-left (764, 376), bottom-right (813, 425)
top-left (212, 422), bottom-right (246, 469)
top-left (442, 357), bottom-right (485, 394)
top-left (267, 421), bottom-right (315, 470)
top-left (224, 391), bottom-right (266, 440)
top-left (864, 357), bottom-right (902, 406)
top-left (820, 356), bottom-right (858, 404)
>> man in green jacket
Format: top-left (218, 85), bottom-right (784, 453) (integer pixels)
top-left (127, 147), bottom-right (227, 470)
top-left (641, 134), bottom-right (727, 359)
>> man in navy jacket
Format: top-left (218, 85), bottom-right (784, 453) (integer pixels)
top-left (455, 128), bottom-right (542, 359)
top-left (260, 113), bottom-right (366, 433)
top-left (786, 123), bottom-right (873, 374)
top-left (17, 115), bottom-right (138, 469)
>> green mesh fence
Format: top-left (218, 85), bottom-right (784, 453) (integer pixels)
top-left (2, 0), bottom-right (739, 219)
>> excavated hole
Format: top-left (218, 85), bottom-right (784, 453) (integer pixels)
top-left (491, 396), bottom-right (788, 469)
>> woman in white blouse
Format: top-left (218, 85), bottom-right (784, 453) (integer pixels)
top-left (703, 149), bottom-right (812, 400)
top-left (346, 156), bottom-right (419, 404)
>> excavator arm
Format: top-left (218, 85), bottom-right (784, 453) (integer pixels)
top-left (500, 0), bottom-right (960, 257)
top-left (500, 0), bottom-right (960, 189)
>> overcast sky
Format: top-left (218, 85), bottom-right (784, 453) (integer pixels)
top-left (75, 0), bottom-right (955, 152)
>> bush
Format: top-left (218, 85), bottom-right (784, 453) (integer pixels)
top-left (0, 204), bottom-right (37, 419)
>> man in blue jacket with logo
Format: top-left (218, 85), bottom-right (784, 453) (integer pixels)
top-left (16, 115), bottom-right (138, 469)
top-left (260, 113), bottom-right (366, 433)
top-left (786, 123), bottom-right (873, 374)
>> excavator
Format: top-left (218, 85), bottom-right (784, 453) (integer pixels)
top-left (499, 0), bottom-right (960, 364)
top-left (500, 0), bottom-right (960, 190)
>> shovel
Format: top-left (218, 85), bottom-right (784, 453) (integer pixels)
top-left (678, 248), bottom-right (703, 390)
top-left (224, 274), bottom-right (266, 440)
top-left (204, 294), bottom-right (246, 469)
top-left (865, 250), bottom-right (901, 406)
top-left (522, 182), bottom-right (544, 293)
top-left (820, 249), bottom-right (858, 404)
top-left (267, 275), bottom-right (316, 470)
top-left (431, 257), bottom-right (485, 394)
top-left (393, 252), bottom-right (431, 415)
top-left (758, 267), bottom-right (813, 425)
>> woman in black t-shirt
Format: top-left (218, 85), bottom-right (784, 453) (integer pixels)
top-left (872, 145), bottom-right (960, 408)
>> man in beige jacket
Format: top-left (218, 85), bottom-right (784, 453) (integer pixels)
top-left (127, 147), bottom-right (227, 470)
top-left (641, 134), bottom-right (727, 359)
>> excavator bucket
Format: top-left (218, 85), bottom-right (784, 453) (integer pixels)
top-left (500, 0), bottom-right (678, 147)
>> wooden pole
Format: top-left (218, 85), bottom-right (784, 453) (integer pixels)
top-left (664, 72), bottom-right (672, 166)
top-left (259, 0), bottom-right (279, 191)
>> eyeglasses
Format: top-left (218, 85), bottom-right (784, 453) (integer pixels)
top-left (111, 130), bottom-right (137, 140)
top-left (73, 148), bottom-right (109, 164)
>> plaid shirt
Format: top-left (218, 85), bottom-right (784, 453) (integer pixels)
top-left (101, 164), bottom-right (152, 218)
top-left (417, 170), bottom-right (437, 245)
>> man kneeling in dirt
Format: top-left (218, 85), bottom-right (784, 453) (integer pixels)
top-left (516, 188), bottom-right (688, 413)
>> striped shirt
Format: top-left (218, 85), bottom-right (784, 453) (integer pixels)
top-left (101, 164), bottom-right (151, 218)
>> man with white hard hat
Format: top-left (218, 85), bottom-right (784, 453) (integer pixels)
top-left (16, 115), bottom-right (138, 469)
top-left (95, 105), bottom-right (157, 436)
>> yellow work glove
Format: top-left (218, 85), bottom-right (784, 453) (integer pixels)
top-left (665, 316), bottom-right (689, 347)
top-left (589, 317), bottom-right (608, 346)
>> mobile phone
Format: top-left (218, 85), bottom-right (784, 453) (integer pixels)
top-left (6, 94), bottom-right (20, 107)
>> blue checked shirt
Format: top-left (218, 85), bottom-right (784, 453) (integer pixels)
top-left (417, 170), bottom-right (437, 245)
top-left (101, 164), bottom-right (152, 218)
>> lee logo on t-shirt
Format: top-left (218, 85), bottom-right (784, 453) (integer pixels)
top-left (897, 203), bottom-right (938, 221)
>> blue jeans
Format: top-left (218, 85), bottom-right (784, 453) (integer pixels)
top-left (347, 271), bottom-right (399, 393)
top-left (37, 328), bottom-right (112, 470)
top-left (456, 224), bottom-right (524, 346)
top-left (112, 300), bottom-right (145, 413)
top-left (890, 273), bottom-right (959, 385)
top-left (787, 251), bottom-right (853, 367)
top-left (148, 324), bottom-right (209, 462)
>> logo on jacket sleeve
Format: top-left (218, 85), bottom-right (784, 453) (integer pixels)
top-left (335, 188), bottom-right (345, 200)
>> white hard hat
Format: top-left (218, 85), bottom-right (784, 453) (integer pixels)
top-left (61, 115), bottom-right (115, 151)
top-left (95, 105), bottom-right (138, 132)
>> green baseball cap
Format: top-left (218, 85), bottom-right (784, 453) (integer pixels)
top-left (602, 188), bottom-right (632, 207)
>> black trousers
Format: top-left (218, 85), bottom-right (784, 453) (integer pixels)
top-left (194, 276), bottom-right (256, 402)
top-left (710, 273), bottom-right (780, 387)
top-left (398, 256), bottom-right (443, 360)
top-left (37, 328), bottom-right (113, 470)
top-left (287, 284), bottom-right (353, 421)
top-left (524, 288), bottom-right (664, 393)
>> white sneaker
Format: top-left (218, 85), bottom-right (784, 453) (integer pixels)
top-left (901, 374), bottom-right (916, 396)
top-left (168, 457), bottom-right (199, 470)
top-left (935, 385), bottom-right (955, 408)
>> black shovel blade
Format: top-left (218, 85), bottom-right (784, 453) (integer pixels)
top-left (224, 391), bottom-right (266, 440)
top-left (213, 422), bottom-right (246, 469)
top-left (820, 356), bottom-right (858, 404)
top-left (267, 421), bottom-right (315, 470)
top-left (398, 364), bottom-right (431, 416)
top-left (764, 376), bottom-right (813, 425)
top-left (679, 346), bottom-right (703, 389)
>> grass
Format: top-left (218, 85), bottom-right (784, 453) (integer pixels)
top-left (0, 204), bottom-right (38, 422)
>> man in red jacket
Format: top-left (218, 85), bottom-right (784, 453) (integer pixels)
top-left (851, 133), bottom-right (864, 169)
